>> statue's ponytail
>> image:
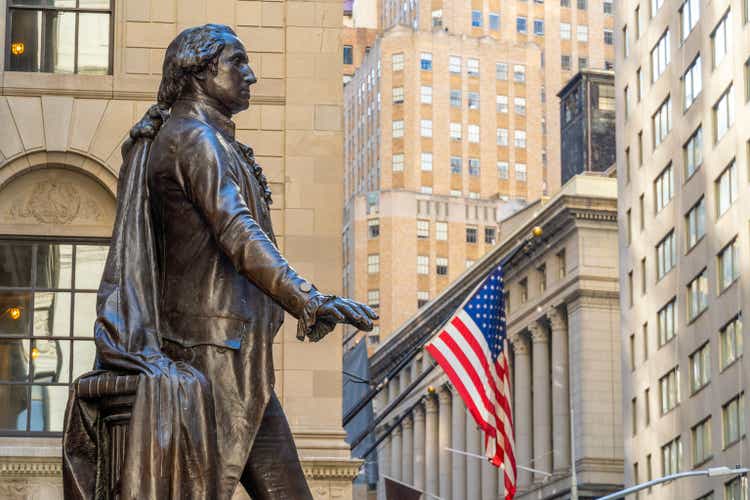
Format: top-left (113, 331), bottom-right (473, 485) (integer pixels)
top-left (122, 104), bottom-right (170, 159)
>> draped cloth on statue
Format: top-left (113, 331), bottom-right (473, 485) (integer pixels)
top-left (62, 106), bottom-right (221, 500)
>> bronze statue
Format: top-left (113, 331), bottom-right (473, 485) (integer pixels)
top-left (62, 24), bottom-right (376, 500)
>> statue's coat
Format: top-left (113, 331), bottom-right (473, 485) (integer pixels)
top-left (62, 97), bottom-right (327, 499)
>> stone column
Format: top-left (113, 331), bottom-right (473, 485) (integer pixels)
top-left (425, 394), bottom-right (439, 496)
top-left (411, 356), bottom-right (421, 381)
top-left (375, 390), bottom-right (389, 500)
top-left (466, 414), bottom-right (481, 500)
top-left (388, 375), bottom-right (399, 405)
top-left (380, 377), bottom-right (398, 498)
top-left (413, 403), bottom-right (426, 490)
top-left (438, 387), bottom-right (452, 497)
top-left (549, 307), bottom-right (571, 473)
top-left (378, 435), bottom-right (391, 500)
top-left (391, 422), bottom-right (402, 482)
top-left (530, 322), bottom-right (552, 480)
top-left (402, 414), bottom-right (414, 484)
top-left (451, 386), bottom-right (467, 500)
top-left (511, 333), bottom-right (532, 489)
top-left (400, 366), bottom-right (411, 394)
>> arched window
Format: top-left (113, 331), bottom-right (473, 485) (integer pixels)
top-left (0, 165), bottom-right (114, 435)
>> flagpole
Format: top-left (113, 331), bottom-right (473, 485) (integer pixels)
top-left (445, 448), bottom-right (553, 477)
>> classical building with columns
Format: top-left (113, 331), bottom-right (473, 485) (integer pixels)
top-left (360, 173), bottom-right (623, 499)
top-left (0, 1), bottom-right (358, 499)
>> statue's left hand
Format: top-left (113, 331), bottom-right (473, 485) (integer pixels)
top-left (311, 297), bottom-right (378, 341)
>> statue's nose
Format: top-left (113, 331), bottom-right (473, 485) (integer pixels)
top-left (245, 68), bottom-right (257, 86)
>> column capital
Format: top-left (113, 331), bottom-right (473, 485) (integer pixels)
top-left (414, 402), bottom-right (426, 420)
top-left (402, 413), bottom-right (414, 430)
top-left (510, 333), bottom-right (530, 355)
top-left (547, 306), bottom-right (567, 331)
top-left (392, 421), bottom-right (402, 436)
top-left (438, 386), bottom-right (452, 405)
top-left (529, 322), bottom-right (549, 344)
top-left (425, 394), bottom-right (439, 414)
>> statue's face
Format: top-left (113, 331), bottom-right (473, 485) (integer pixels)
top-left (203, 35), bottom-right (256, 115)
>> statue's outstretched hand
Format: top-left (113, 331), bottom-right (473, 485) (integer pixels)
top-left (310, 297), bottom-right (378, 342)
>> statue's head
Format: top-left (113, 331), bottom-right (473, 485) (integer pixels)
top-left (158, 24), bottom-right (256, 115)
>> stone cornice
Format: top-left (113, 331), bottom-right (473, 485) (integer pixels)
top-left (506, 276), bottom-right (619, 336)
top-left (576, 456), bottom-right (625, 472)
top-left (570, 206), bottom-right (618, 223)
top-left (1, 86), bottom-right (286, 106)
top-left (566, 288), bottom-right (621, 313)
top-left (501, 202), bottom-right (616, 281)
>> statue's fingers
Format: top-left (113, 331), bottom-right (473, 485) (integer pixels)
top-left (349, 307), bottom-right (374, 331)
top-left (357, 319), bottom-right (374, 332)
top-left (342, 298), bottom-right (378, 320)
top-left (337, 303), bottom-right (363, 323)
top-left (322, 304), bottom-right (346, 322)
top-left (349, 302), bottom-right (377, 325)
top-left (361, 304), bottom-right (379, 320)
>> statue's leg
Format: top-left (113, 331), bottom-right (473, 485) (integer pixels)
top-left (239, 393), bottom-right (312, 500)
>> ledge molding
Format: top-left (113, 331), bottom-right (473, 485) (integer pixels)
top-left (1, 86), bottom-right (285, 106)
top-left (0, 453), bottom-right (363, 482)
top-left (0, 457), bottom-right (62, 478)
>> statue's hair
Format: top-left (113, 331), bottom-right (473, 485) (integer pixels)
top-left (156, 24), bottom-right (238, 109)
top-left (124, 25), bottom-right (237, 150)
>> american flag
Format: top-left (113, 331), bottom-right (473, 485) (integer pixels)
top-left (425, 265), bottom-right (516, 499)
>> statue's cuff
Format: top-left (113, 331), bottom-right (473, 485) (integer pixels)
top-left (296, 293), bottom-right (336, 341)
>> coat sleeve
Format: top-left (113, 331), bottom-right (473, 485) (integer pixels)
top-left (177, 125), bottom-right (327, 338)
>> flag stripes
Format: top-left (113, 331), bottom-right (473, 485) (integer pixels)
top-left (425, 266), bottom-right (516, 499)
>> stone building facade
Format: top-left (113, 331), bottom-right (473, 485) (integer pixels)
top-left (342, 0), bottom-right (378, 83)
top-left (343, 0), bottom-right (617, 350)
top-left (342, 26), bottom-right (377, 83)
top-left (615, 0), bottom-right (750, 495)
top-left (0, 1), bottom-right (358, 498)
top-left (365, 174), bottom-right (623, 499)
